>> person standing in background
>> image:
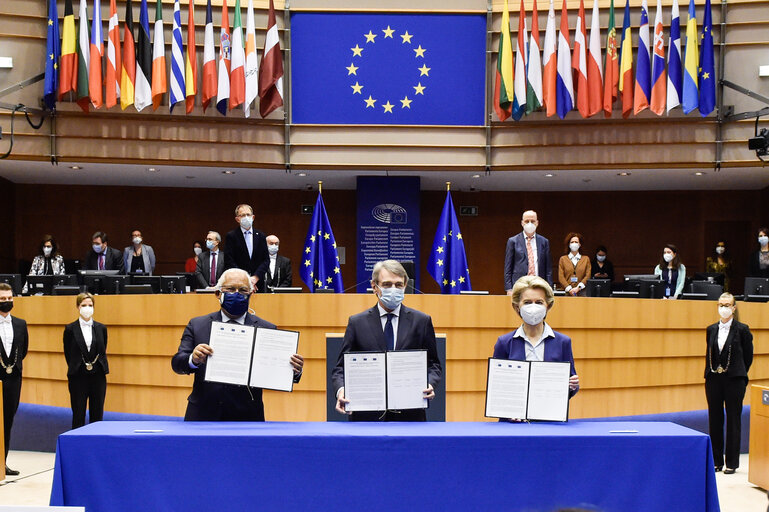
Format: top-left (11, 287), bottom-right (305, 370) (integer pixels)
top-left (224, 204), bottom-right (269, 292)
top-left (654, 244), bottom-right (686, 299)
top-left (705, 293), bottom-right (752, 474)
top-left (83, 232), bottom-right (125, 274)
top-left (123, 229), bottom-right (156, 275)
top-left (264, 235), bottom-right (292, 290)
top-left (63, 293), bottom-right (109, 430)
top-left (706, 241), bottom-right (732, 292)
top-left (504, 210), bottom-right (552, 294)
top-left (748, 228), bottom-right (769, 278)
top-left (591, 245), bottom-right (615, 283)
top-left (195, 231), bottom-right (226, 290)
top-left (185, 241), bottom-right (204, 273)
top-left (557, 233), bottom-right (591, 296)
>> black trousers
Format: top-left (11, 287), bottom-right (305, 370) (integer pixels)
top-left (68, 370), bottom-right (107, 429)
top-left (1, 373), bottom-right (21, 457)
top-left (705, 374), bottom-right (747, 469)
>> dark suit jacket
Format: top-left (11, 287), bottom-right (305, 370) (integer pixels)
top-left (171, 311), bottom-right (301, 421)
top-left (332, 305), bottom-right (443, 401)
top-left (265, 255), bottom-right (292, 289)
top-left (194, 250), bottom-right (226, 289)
top-left (63, 320), bottom-right (109, 376)
top-left (0, 316), bottom-right (28, 379)
top-left (705, 320), bottom-right (753, 379)
top-left (493, 328), bottom-right (579, 397)
top-left (748, 250), bottom-right (769, 278)
top-left (504, 232), bottom-right (552, 290)
top-left (83, 246), bottom-right (126, 274)
top-left (224, 227), bottom-right (269, 292)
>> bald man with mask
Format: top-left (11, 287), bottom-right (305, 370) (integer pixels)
top-left (504, 210), bottom-right (553, 294)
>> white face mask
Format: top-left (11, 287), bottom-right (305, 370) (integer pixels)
top-left (522, 222), bottom-right (537, 235)
top-left (133, 237), bottom-right (142, 245)
top-left (519, 303), bottom-right (547, 326)
top-left (718, 306), bottom-right (733, 319)
top-left (569, 243), bottom-right (580, 253)
top-left (715, 247), bottom-right (725, 255)
top-left (759, 236), bottom-right (769, 247)
top-left (80, 306), bottom-right (94, 319)
top-left (240, 215), bottom-right (254, 230)
top-left (193, 247), bottom-right (203, 256)
top-left (596, 254), bottom-right (606, 262)
top-left (43, 247), bottom-right (53, 257)
top-left (663, 253), bottom-right (674, 263)
top-left (267, 244), bottom-right (279, 256)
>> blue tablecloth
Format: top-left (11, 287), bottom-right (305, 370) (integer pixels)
top-left (50, 421), bottom-right (719, 512)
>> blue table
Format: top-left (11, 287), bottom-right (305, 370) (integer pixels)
top-left (50, 421), bottom-right (719, 512)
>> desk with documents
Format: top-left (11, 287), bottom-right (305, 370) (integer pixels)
top-left (50, 421), bottom-right (719, 512)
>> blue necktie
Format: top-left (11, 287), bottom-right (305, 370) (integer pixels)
top-left (245, 231), bottom-right (253, 257)
top-left (384, 314), bottom-right (394, 351)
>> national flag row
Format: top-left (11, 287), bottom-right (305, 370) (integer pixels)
top-left (44, 0), bottom-right (284, 118)
top-left (494, 0), bottom-right (715, 121)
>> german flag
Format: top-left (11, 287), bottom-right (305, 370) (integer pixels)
top-left (59, 0), bottom-right (77, 100)
top-left (120, 0), bottom-right (136, 110)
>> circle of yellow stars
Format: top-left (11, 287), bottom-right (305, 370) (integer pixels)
top-left (433, 230), bottom-right (470, 289)
top-left (304, 229), bottom-right (341, 289)
top-left (345, 25), bottom-right (429, 113)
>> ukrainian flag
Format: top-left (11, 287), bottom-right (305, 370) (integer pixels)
top-left (682, 0), bottom-right (699, 114)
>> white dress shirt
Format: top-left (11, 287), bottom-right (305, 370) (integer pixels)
top-left (513, 323), bottom-right (555, 362)
top-left (717, 318), bottom-right (733, 352)
top-left (79, 317), bottom-right (94, 351)
top-left (0, 315), bottom-right (13, 358)
top-left (377, 303), bottom-right (401, 350)
top-left (241, 226), bottom-right (253, 257)
top-left (565, 253), bottom-right (585, 292)
top-left (269, 254), bottom-right (277, 277)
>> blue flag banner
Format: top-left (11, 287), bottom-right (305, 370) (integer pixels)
top-left (427, 191), bottom-right (471, 294)
top-left (300, 192), bottom-right (344, 293)
top-left (698, 0), bottom-right (715, 116)
top-left (44, 0), bottom-right (60, 110)
top-left (290, 13), bottom-right (486, 125)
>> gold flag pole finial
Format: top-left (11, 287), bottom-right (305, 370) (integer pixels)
top-left (446, 182), bottom-right (451, 191)
top-left (318, 181), bottom-right (323, 193)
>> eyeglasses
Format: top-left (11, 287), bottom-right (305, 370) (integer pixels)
top-left (221, 286), bottom-right (251, 296)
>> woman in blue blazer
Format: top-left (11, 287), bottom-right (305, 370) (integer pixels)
top-left (493, 275), bottom-right (579, 397)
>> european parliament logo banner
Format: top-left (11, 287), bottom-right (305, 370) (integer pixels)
top-left (290, 13), bottom-right (486, 125)
top-left (356, 176), bottom-right (421, 292)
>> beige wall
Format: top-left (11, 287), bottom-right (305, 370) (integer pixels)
top-left (1, 0), bottom-right (768, 171)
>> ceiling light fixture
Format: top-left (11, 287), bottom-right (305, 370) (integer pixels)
top-left (222, 170), bottom-right (236, 175)
top-left (69, 165), bottom-right (81, 170)
top-left (544, 173), bottom-right (555, 177)
top-left (617, 172), bottom-right (631, 176)
top-left (147, 167), bottom-right (157, 172)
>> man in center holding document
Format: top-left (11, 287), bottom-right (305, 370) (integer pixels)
top-left (333, 260), bottom-right (442, 421)
top-left (171, 268), bottom-right (304, 421)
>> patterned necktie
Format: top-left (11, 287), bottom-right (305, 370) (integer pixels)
top-left (98, 254), bottom-right (105, 270)
top-left (384, 314), bottom-right (394, 351)
top-left (526, 236), bottom-right (536, 276)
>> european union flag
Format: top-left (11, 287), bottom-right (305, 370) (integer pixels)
top-left (300, 192), bottom-right (344, 293)
top-left (698, 0), bottom-right (715, 116)
top-left (427, 191), bottom-right (471, 294)
top-left (290, 13), bottom-right (486, 125)
top-left (44, 0), bottom-right (60, 110)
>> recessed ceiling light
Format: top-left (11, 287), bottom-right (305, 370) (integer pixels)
top-left (582, 178), bottom-right (592, 183)
top-left (694, 171), bottom-right (706, 176)
top-left (69, 165), bottom-right (81, 170)
top-left (147, 167), bottom-right (157, 172)
top-left (544, 173), bottom-right (555, 177)
top-left (297, 172), bottom-right (307, 177)
top-left (617, 172), bottom-right (631, 176)
top-left (471, 174), bottom-right (481, 179)
top-left (185, 175), bottom-right (195, 179)
top-left (222, 170), bottom-right (236, 175)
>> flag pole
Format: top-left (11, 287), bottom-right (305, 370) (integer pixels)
top-left (446, 181), bottom-right (451, 191)
top-left (318, 180), bottom-right (322, 193)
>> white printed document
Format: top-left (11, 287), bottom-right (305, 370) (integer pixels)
top-left (344, 350), bottom-right (428, 412)
top-left (485, 358), bottom-right (570, 422)
top-left (204, 322), bottom-right (299, 392)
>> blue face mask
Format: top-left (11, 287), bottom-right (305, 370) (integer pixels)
top-left (220, 292), bottom-right (250, 317)
top-left (206, 240), bottom-right (216, 250)
top-left (378, 286), bottom-right (404, 310)
top-left (92, 244), bottom-right (104, 254)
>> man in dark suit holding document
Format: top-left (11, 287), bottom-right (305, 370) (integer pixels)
top-left (171, 268), bottom-right (304, 421)
top-left (333, 260), bottom-right (442, 421)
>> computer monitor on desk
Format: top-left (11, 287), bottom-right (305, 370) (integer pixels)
top-left (131, 275), bottom-right (161, 294)
top-left (160, 275), bottom-right (186, 294)
top-left (103, 275), bottom-right (128, 295)
top-left (744, 277), bottom-right (769, 302)
top-left (27, 274), bottom-right (78, 295)
top-left (585, 279), bottom-right (611, 298)
top-left (123, 284), bottom-right (154, 295)
top-left (82, 274), bottom-right (113, 294)
top-left (0, 274), bottom-right (22, 296)
top-left (638, 279), bottom-right (666, 299)
top-left (690, 281), bottom-right (723, 300)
